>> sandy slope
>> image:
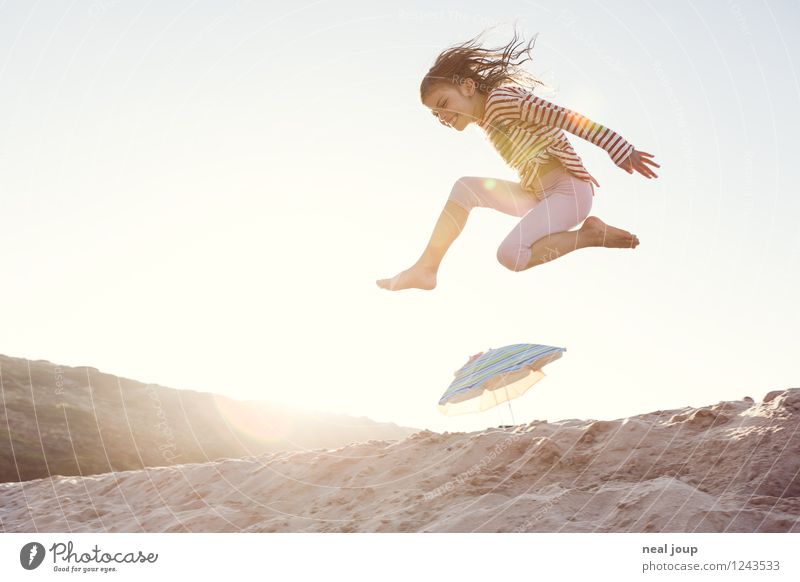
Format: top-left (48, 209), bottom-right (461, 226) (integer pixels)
top-left (0, 354), bottom-right (418, 483)
top-left (2, 388), bottom-right (799, 533)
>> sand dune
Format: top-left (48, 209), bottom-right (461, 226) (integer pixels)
top-left (0, 354), bottom-right (418, 484)
top-left (2, 387), bottom-right (798, 532)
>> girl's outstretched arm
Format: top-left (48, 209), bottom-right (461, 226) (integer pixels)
top-left (485, 87), bottom-right (638, 170)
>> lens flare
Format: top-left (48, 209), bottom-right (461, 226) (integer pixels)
top-left (212, 394), bottom-right (293, 444)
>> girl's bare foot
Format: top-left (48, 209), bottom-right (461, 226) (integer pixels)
top-left (580, 216), bottom-right (640, 249)
top-left (376, 263), bottom-right (437, 291)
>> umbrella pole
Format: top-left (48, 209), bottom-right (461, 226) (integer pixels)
top-left (504, 383), bottom-right (516, 426)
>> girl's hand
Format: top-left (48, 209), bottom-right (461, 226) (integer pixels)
top-left (620, 150), bottom-right (660, 179)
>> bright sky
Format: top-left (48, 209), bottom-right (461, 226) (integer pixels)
top-left (1, 0), bottom-right (798, 434)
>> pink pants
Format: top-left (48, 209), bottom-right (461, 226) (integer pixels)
top-left (447, 165), bottom-right (594, 271)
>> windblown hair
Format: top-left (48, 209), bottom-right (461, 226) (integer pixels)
top-left (419, 26), bottom-right (545, 101)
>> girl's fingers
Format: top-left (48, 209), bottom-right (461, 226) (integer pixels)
top-left (638, 151), bottom-right (661, 176)
top-left (639, 160), bottom-right (655, 173)
top-left (636, 163), bottom-right (656, 178)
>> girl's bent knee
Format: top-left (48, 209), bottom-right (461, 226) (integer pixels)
top-left (449, 176), bottom-right (482, 212)
top-left (451, 176), bottom-right (480, 193)
top-left (496, 245), bottom-right (528, 272)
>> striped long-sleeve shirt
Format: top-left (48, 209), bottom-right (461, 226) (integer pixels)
top-left (477, 84), bottom-right (635, 196)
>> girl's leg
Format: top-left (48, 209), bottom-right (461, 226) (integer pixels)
top-left (376, 175), bottom-right (520, 291)
top-left (376, 200), bottom-right (468, 291)
top-left (496, 176), bottom-right (638, 272)
top-left (521, 216), bottom-right (639, 270)
top-left (525, 216), bottom-right (639, 270)
top-left (376, 173), bottom-right (638, 289)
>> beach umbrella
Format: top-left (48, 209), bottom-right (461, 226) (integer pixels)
top-left (438, 343), bottom-right (566, 418)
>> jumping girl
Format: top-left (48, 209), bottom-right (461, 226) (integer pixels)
top-left (376, 30), bottom-right (659, 291)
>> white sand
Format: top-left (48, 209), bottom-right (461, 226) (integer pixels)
top-left (2, 389), bottom-right (799, 532)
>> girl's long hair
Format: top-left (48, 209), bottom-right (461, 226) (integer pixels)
top-left (420, 26), bottom-right (545, 100)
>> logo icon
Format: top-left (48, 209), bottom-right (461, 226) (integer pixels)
top-left (20, 542), bottom-right (46, 570)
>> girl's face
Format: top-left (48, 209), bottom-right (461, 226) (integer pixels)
top-left (422, 79), bottom-right (486, 132)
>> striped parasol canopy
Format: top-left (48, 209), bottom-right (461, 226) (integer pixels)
top-left (438, 343), bottom-right (566, 416)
